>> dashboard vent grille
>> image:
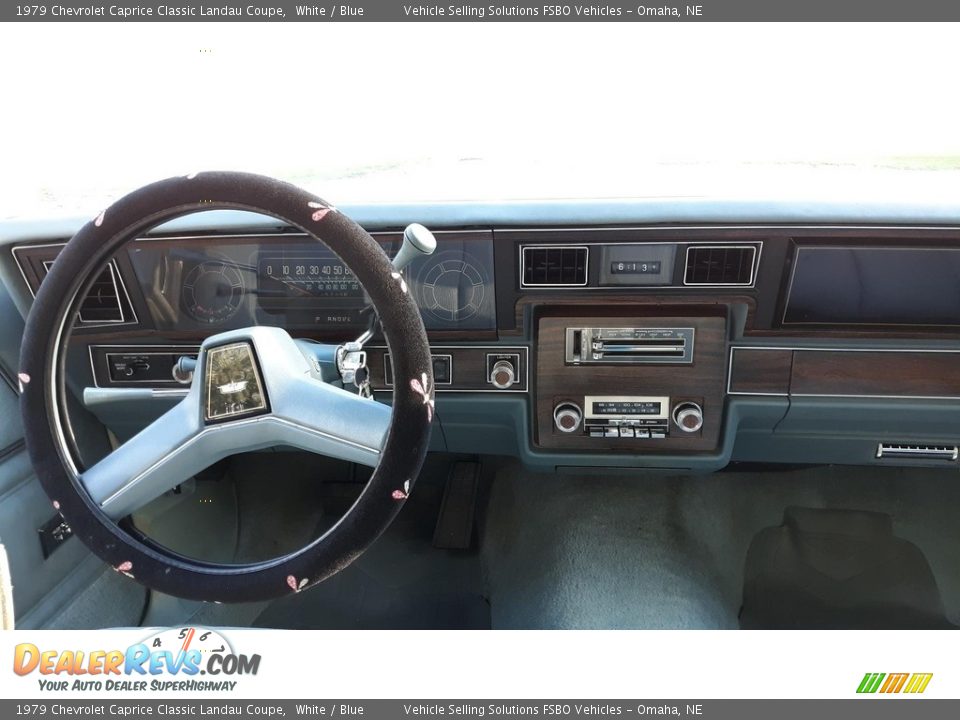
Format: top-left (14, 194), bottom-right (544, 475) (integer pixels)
top-left (876, 443), bottom-right (958, 461)
top-left (521, 246), bottom-right (589, 287)
top-left (43, 260), bottom-right (126, 324)
top-left (684, 245), bottom-right (757, 286)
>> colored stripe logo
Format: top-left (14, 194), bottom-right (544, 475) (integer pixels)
top-left (857, 672), bottom-right (933, 694)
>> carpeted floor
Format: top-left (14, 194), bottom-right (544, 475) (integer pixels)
top-left (135, 457), bottom-right (960, 630)
top-left (251, 481), bottom-right (490, 630)
top-left (134, 452), bottom-right (489, 630)
top-left (480, 463), bottom-right (960, 629)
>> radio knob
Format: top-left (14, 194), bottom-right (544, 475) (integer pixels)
top-left (490, 359), bottom-right (516, 389)
top-left (553, 402), bottom-right (583, 433)
top-left (673, 402), bottom-right (704, 433)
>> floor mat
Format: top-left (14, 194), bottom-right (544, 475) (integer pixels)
top-left (740, 506), bottom-right (954, 629)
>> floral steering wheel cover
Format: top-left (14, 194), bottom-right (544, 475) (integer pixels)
top-left (18, 171), bottom-right (434, 602)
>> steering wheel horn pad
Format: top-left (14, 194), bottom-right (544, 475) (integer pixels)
top-left (18, 172), bottom-right (434, 602)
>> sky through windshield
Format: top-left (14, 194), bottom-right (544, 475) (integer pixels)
top-left (2, 23), bottom-right (959, 219)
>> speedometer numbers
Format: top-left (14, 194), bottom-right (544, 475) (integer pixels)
top-left (259, 255), bottom-right (361, 298)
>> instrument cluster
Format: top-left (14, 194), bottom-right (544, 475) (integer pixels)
top-left (124, 230), bottom-right (496, 333)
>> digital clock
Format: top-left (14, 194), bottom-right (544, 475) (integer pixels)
top-left (599, 244), bottom-right (675, 286)
top-left (610, 261), bottom-right (662, 274)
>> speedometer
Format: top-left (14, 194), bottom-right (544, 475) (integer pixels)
top-left (258, 250), bottom-right (362, 299)
top-left (182, 260), bottom-right (246, 324)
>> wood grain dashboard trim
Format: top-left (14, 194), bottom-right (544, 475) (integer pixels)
top-left (728, 346), bottom-right (960, 400)
top-left (727, 347), bottom-right (792, 396)
top-left (791, 349), bottom-right (960, 399)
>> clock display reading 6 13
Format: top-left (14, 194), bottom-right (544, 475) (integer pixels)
top-left (610, 261), bottom-right (662, 274)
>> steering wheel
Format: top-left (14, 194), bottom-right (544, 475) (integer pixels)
top-left (18, 172), bottom-right (434, 602)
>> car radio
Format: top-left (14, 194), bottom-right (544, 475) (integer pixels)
top-left (553, 395), bottom-right (704, 438)
top-left (583, 395), bottom-right (671, 438)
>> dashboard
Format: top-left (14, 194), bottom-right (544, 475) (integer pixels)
top-left (5, 203), bottom-right (960, 473)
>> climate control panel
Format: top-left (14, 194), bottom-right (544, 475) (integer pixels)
top-left (565, 327), bottom-right (694, 364)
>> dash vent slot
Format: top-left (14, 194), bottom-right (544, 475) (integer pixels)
top-left (876, 443), bottom-right (958, 461)
top-left (521, 245), bottom-right (588, 287)
top-left (43, 260), bottom-right (128, 324)
top-left (684, 245), bottom-right (757, 286)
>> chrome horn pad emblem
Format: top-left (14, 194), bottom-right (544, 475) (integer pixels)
top-left (203, 342), bottom-right (269, 423)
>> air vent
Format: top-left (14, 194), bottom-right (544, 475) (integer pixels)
top-left (876, 443), bottom-right (958, 461)
top-left (43, 260), bottom-right (127, 324)
top-left (684, 245), bottom-right (757, 286)
top-left (521, 246), bottom-right (589, 287)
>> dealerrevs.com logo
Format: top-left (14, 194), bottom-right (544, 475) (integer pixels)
top-left (12, 627), bottom-right (261, 692)
top-left (857, 673), bottom-right (933, 695)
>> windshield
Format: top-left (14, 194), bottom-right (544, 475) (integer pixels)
top-left (2, 23), bottom-right (960, 220)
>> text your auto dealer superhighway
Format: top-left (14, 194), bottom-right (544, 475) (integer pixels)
top-left (49, 4), bottom-right (286, 17)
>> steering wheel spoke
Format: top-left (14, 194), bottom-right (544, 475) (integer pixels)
top-left (80, 399), bottom-right (202, 520)
top-left (271, 374), bottom-right (391, 466)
